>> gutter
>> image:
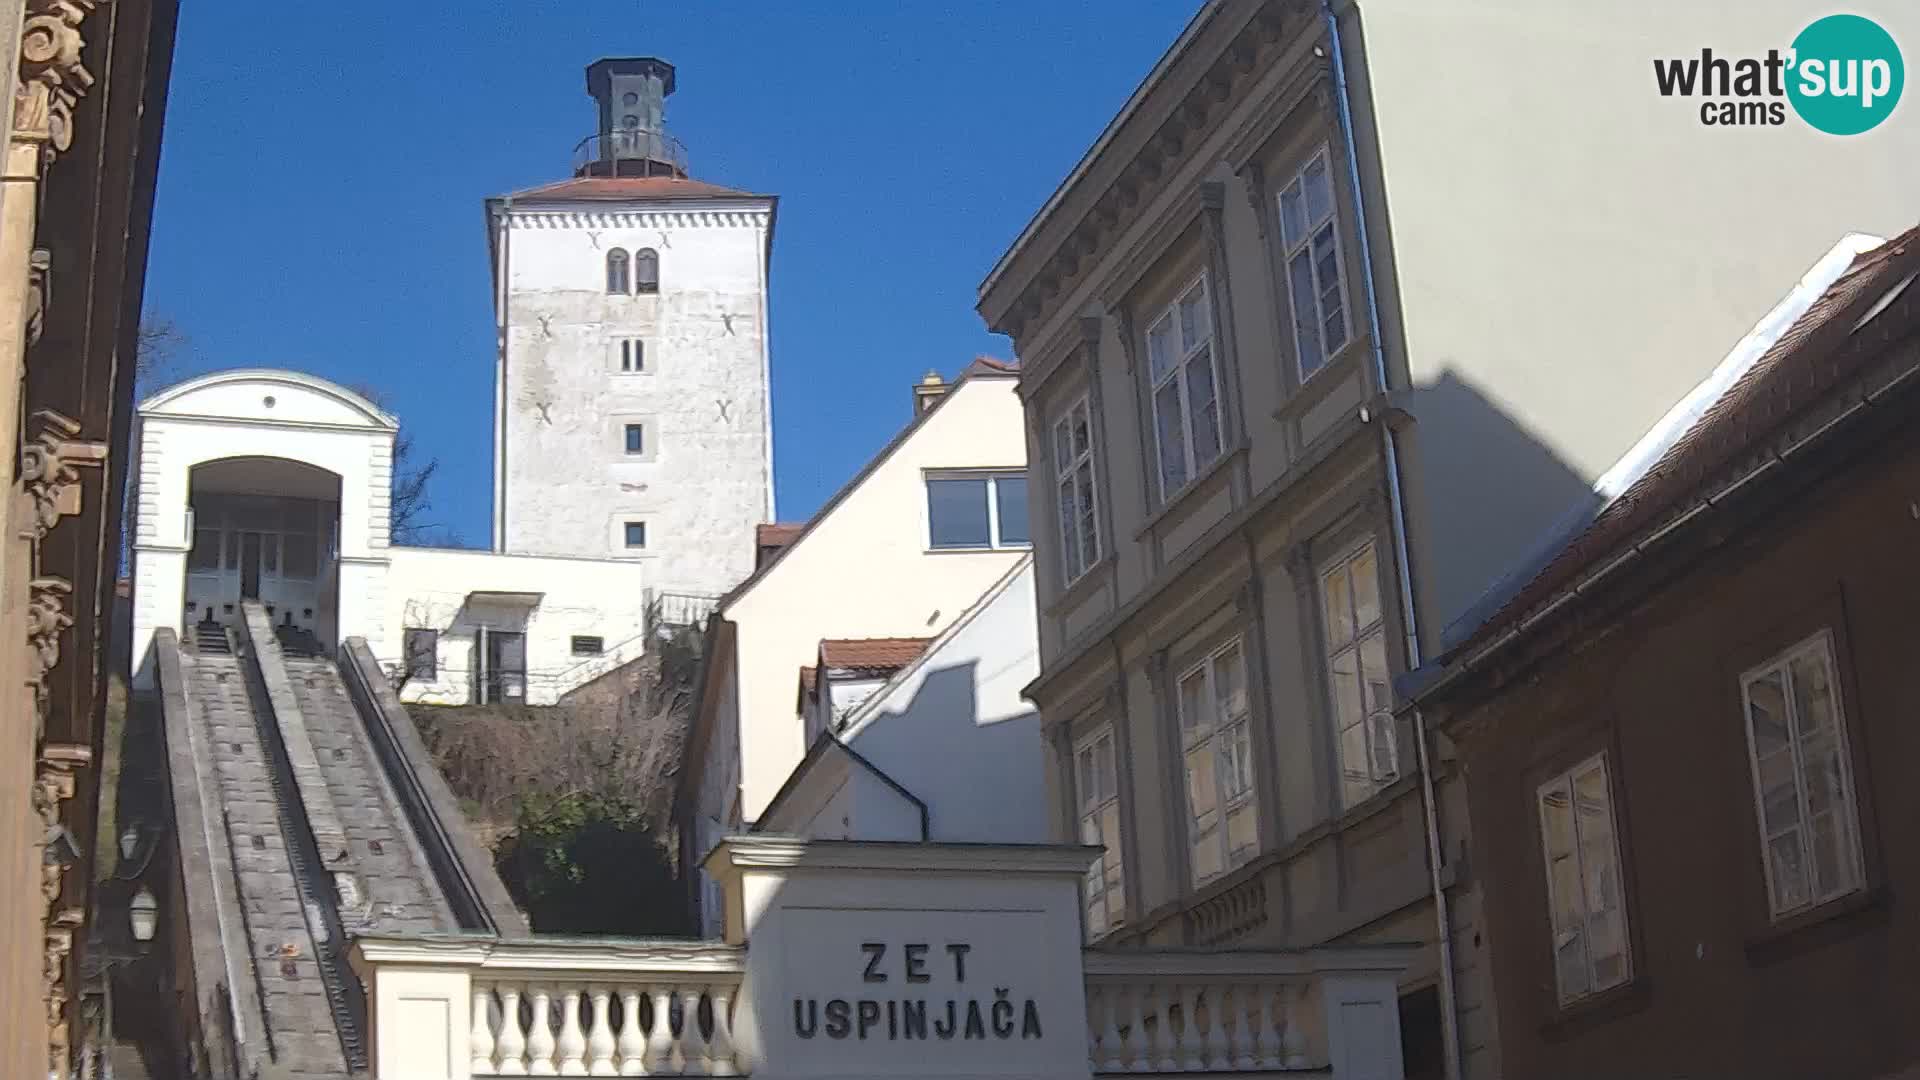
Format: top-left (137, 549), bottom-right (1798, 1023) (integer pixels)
top-left (1322, 6), bottom-right (1463, 1078)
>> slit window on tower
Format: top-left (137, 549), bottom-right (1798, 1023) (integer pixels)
top-left (620, 339), bottom-right (644, 372)
top-left (607, 248), bottom-right (630, 294)
top-left (634, 248), bottom-right (660, 294)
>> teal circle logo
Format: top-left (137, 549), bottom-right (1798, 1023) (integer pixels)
top-left (1788, 14), bottom-right (1904, 135)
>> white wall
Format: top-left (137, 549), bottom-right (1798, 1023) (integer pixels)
top-left (130, 371), bottom-right (396, 685)
top-left (494, 198), bottom-right (775, 599)
top-left (383, 547), bottom-right (650, 707)
top-left (714, 374), bottom-right (1030, 824)
top-left (1353, 0), bottom-right (1920, 631)
top-left (801, 559), bottom-right (1046, 845)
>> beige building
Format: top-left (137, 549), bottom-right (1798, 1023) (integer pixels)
top-left (678, 362), bottom-right (1032, 933)
top-left (976, 3), bottom-right (1918, 1079)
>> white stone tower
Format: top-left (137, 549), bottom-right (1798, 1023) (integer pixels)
top-left (486, 57), bottom-right (775, 600)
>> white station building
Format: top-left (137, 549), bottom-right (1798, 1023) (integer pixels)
top-left (127, 369), bottom-right (652, 705)
top-left (128, 57), bottom-right (773, 704)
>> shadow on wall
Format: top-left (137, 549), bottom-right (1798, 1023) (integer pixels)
top-left (839, 659), bottom-right (1048, 845)
top-left (1393, 368), bottom-right (1595, 651)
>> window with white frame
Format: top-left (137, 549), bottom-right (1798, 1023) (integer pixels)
top-left (1278, 148), bottom-right (1349, 381)
top-left (1321, 541), bottom-right (1396, 809)
top-left (926, 471), bottom-right (1030, 550)
top-left (1177, 639), bottom-right (1257, 888)
top-left (1538, 753), bottom-right (1631, 1004)
top-left (1146, 275), bottom-right (1224, 499)
top-left (1740, 630), bottom-right (1864, 920)
top-left (1076, 726), bottom-right (1125, 939)
top-left (1052, 396), bottom-right (1101, 584)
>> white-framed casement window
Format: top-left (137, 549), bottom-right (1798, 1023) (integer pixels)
top-left (926, 470), bottom-right (1030, 550)
top-left (1538, 753), bottom-right (1631, 1005)
top-left (1277, 148), bottom-right (1349, 382)
top-left (1051, 396), bottom-right (1101, 584)
top-left (1321, 540), bottom-right (1396, 810)
top-left (1146, 274), bottom-right (1225, 500)
top-left (1076, 726), bottom-right (1125, 939)
top-left (1177, 638), bottom-right (1258, 888)
top-left (1739, 630), bottom-right (1865, 921)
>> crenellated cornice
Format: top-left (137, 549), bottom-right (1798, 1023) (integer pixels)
top-left (504, 208), bottom-right (771, 231)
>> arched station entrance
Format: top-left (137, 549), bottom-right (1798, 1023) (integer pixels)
top-left (184, 456), bottom-right (342, 650)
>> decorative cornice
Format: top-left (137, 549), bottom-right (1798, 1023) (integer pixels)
top-left (14, 0), bottom-right (98, 161)
top-left (981, 0), bottom-right (1318, 338)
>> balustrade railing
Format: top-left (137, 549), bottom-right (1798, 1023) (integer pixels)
top-left (1082, 953), bottom-right (1326, 1073)
top-left (470, 974), bottom-right (742, 1076)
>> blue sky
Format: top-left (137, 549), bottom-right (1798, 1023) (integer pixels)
top-left (143, 2), bottom-right (1196, 545)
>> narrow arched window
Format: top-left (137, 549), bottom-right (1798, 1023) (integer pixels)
top-left (634, 248), bottom-right (660, 294)
top-left (606, 248), bottom-right (630, 294)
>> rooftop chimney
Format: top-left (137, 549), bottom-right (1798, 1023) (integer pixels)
top-left (913, 371), bottom-right (948, 415)
top-left (580, 57), bottom-right (687, 179)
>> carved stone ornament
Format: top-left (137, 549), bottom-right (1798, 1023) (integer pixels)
top-left (15, 0), bottom-right (100, 158)
top-left (22, 410), bottom-right (107, 540)
top-left (27, 576), bottom-right (74, 698)
top-left (36, 744), bottom-right (89, 1080)
top-left (24, 248), bottom-right (50, 347)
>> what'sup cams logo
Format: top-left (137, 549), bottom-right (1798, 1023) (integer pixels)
top-left (1653, 13), bottom-right (1904, 133)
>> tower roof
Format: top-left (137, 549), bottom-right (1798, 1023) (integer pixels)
top-left (498, 175), bottom-right (764, 203)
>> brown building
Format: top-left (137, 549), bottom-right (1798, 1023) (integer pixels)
top-left (1408, 227), bottom-right (1920, 1079)
top-left (0, 0), bottom-right (178, 1076)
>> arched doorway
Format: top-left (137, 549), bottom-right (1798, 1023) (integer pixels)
top-left (185, 456), bottom-right (343, 651)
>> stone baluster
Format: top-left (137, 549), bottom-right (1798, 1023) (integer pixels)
top-left (709, 984), bottom-right (739, 1076)
top-left (1204, 984), bottom-right (1230, 1069)
top-left (678, 986), bottom-right (709, 1073)
top-left (473, 987), bottom-right (499, 1074)
top-left (1232, 985), bottom-right (1257, 1070)
top-left (645, 987), bottom-right (675, 1073)
top-left (1128, 983), bottom-right (1152, 1073)
top-left (527, 985), bottom-right (558, 1075)
top-left (1178, 984), bottom-right (1203, 1070)
top-left (1281, 984), bottom-right (1310, 1068)
top-left (557, 985), bottom-right (588, 1074)
top-left (1096, 987), bottom-right (1121, 1071)
top-left (1254, 984), bottom-right (1281, 1069)
top-left (1153, 984), bottom-right (1178, 1072)
top-left (586, 988), bottom-right (617, 1076)
top-left (615, 988), bottom-right (647, 1076)
top-left (497, 986), bottom-right (529, 1076)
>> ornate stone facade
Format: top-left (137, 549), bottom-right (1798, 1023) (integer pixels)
top-left (0, 0), bottom-right (173, 1074)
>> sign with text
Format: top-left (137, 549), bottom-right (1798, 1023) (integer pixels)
top-left (769, 906), bottom-right (1085, 1078)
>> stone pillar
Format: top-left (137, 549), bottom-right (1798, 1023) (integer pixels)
top-left (351, 940), bottom-right (484, 1080)
top-left (1320, 972), bottom-right (1407, 1080)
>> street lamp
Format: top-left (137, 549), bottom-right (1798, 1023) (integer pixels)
top-left (128, 886), bottom-right (157, 944)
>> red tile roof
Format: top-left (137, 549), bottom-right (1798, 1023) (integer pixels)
top-left (756, 522), bottom-right (806, 549)
top-left (965, 356), bottom-right (1019, 376)
top-left (501, 176), bottom-right (762, 202)
top-left (1462, 227), bottom-right (1920, 651)
top-left (819, 637), bottom-right (934, 674)
top-left (799, 665), bottom-right (819, 698)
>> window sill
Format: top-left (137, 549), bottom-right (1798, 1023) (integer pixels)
top-left (924, 544), bottom-right (1032, 556)
top-left (1538, 975), bottom-right (1651, 1042)
top-left (1274, 333), bottom-right (1371, 424)
top-left (1132, 441), bottom-right (1248, 543)
top-left (1744, 883), bottom-right (1888, 965)
top-left (1045, 554), bottom-right (1114, 618)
